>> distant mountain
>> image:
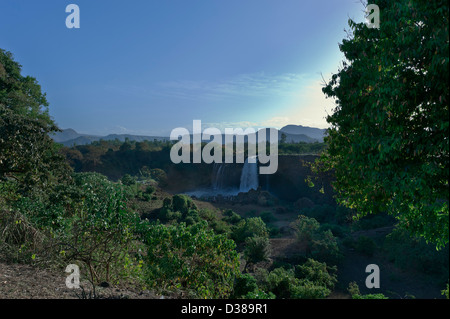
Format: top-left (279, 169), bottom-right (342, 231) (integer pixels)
top-left (51, 129), bottom-right (170, 146)
top-left (280, 125), bottom-right (327, 142)
top-left (253, 128), bottom-right (318, 143)
top-left (196, 128), bottom-right (318, 144)
top-left (51, 125), bottom-right (326, 147)
top-left (50, 128), bottom-right (94, 143)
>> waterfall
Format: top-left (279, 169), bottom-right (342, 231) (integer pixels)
top-left (239, 156), bottom-right (259, 192)
top-left (212, 163), bottom-right (226, 190)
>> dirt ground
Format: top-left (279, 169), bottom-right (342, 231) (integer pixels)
top-left (0, 262), bottom-right (161, 299)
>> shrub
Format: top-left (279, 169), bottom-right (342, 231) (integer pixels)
top-left (223, 211), bottom-right (242, 225)
top-left (141, 221), bottom-right (240, 298)
top-left (291, 280), bottom-right (331, 299)
top-left (348, 282), bottom-right (388, 299)
top-left (182, 209), bottom-right (201, 225)
top-left (209, 220), bottom-right (230, 235)
top-left (150, 168), bottom-right (168, 186)
top-left (145, 185), bottom-right (156, 195)
top-left (232, 274), bottom-right (258, 298)
top-left (198, 209), bottom-right (217, 222)
top-left (319, 223), bottom-right (348, 238)
top-left (57, 173), bottom-right (143, 285)
top-left (162, 197), bottom-right (172, 208)
top-left (260, 211), bottom-right (275, 223)
top-left (121, 174), bottom-right (136, 186)
top-left (259, 266), bottom-right (333, 299)
top-left (265, 267), bottom-right (296, 299)
top-left (290, 215), bottom-right (342, 264)
top-left (243, 290), bottom-right (276, 299)
top-left (442, 283), bottom-right (449, 299)
top-left (295, 258), bottom-right (337, 290)
top-left (232, 217), bottom-right (269, 244)
top-left (172, 194), bottom-right (197, 215)
top-left (0, 209), bottom-right (48, 263)
top-left (243, 236), bottom-right (271, 271)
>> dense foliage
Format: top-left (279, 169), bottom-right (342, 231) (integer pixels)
top-left (2, 1), bottom-right (449, 298)
top-left (318, 0), bottom-right (449, 248)
top-left (0, 49), bottom-right (70, 193)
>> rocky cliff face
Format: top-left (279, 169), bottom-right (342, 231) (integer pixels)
top-left (261, 155), bottom-right (335, 205)
top-left (164, 155), bottom-right (335, 205)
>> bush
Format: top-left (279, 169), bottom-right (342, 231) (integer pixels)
top-left (141, 221), bottom-right (240, 298)
top-left (243, 236), bottom-right (271, 271)
top-left (121, 174), bottom-right (136, 186)
top-left (295, 258), bottom-right (337, 291)
top-left (182, 209), bottom-right (201, 225)
top-left (9, 172), bottom-right (145, 286)
top-left (259, 266), bottom-right (333, 299)
top-left (231, 217), bottom-right (269, 244)
top-left (58, 173), bottom-right (143, 285)
top-left (232, 274), bottom-right (258, 298)
top-left (243, 290), bottom-right (276, 299)
top-left (0, 209), bottom-right (48, 264)
top-left (291, 280), bottom-right (331, 299)
top-left (172, 194), bottom-right (197, 215)
top-left (162, 197), bottom-right (172, 208)
top-left (209, 220), bottom-right (230, 235)
top-left (259, 211), bottom-right (275, 223)
top-left (223, 211), bottom-right (242, 225)
top-left (319, 223), bottom-right (348, 238)
top-left (442, 283), bottom-right (449, 299)
top-left (198, 209), bottom-right (217, 222)
top-left (145, 185), bottom-right (156, 195)
top-left (348, 282), bottom-right (388, 299)
top-left (150, 168), bottom-right (167, 186)
top-left (290, 215), bottom-right (342, 264)
top-left (265, 267), bottom-right (296, 299)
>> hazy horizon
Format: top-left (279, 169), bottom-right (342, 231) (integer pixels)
top-left (0, 0), bottom-right (366, 136)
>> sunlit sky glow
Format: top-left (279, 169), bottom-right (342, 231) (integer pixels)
top-left (0, 0), bottom-right (366, 136)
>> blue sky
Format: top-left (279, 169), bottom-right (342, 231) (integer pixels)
top-left (0, 0), bottom-right (365, 136)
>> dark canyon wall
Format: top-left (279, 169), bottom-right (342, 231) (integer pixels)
top-left (164, 155), bottom-right (336, 205)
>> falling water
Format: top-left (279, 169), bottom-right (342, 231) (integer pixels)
top-left (239, 156), bottom-right (259, 192)
top-left (212, 163), bottom-right (226, 190)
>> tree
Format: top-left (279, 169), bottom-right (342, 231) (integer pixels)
top-left (318, 0), bottom-right (449, 248)
top-left (232, 217), bottom-right (269, 244)
top-left (56, 173), bottom-right (142, 286)
top-left (290, 215), bottom-right (341, 264)
top-left (121, 173), bottom-right (136, 186)
top-left (243, 236), bottom-right (271, 271)
top-left (141, 221), bottom-right (240, 298)
top-left (0, 49), bottom-right (70, 192)
top-left (295, 258), bottom-right (337, 291)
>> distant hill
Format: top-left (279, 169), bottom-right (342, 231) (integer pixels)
top-left (250, 128), bottom-right (318, 144)
top-left (51, 129), bottom-right (170, 146)
top-left (51, 125), bottom-right (326, 147)
top-left (280, 125), bottom-right (327, 142)
top-left (198, 128), bottom-right (319, 144)
top-left (50, 128), bottom-right (93, 143)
